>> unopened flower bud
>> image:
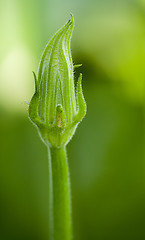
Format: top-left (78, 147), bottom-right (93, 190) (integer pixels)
top-left (29, 14), bottom-right (86, 148)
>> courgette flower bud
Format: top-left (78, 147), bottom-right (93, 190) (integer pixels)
top-left (29, 14), bottom-right (86, 148)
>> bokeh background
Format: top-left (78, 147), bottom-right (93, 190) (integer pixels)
top-left (0, 0), bottom-right (145, 239)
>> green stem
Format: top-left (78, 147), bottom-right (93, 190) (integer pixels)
top-left (48, 146), bottom-right (72, 240)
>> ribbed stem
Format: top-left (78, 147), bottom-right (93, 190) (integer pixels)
top-left (48, 146), bottom-right (72, 240)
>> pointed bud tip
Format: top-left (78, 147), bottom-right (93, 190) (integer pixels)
top-left (70, 13), bottom-right (74, 23)
top-left (66, 13), bottom-right (74, 29)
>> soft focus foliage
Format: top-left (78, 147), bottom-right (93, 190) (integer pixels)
top-left (0, 0), bottom-right (145, 240)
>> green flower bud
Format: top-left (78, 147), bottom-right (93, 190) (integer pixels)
top-left (29, 14), bottom-right (86, 148)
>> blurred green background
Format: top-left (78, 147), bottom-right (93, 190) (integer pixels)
top-left (0, 0), bottom-right (145, 239)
